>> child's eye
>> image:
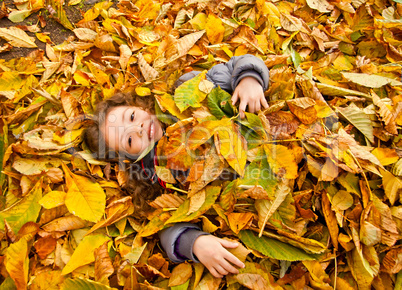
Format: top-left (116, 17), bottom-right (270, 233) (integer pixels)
top-left (128, 136), bottom-right (132, 147)
top-left (130, 112), bottom-right (135, 121)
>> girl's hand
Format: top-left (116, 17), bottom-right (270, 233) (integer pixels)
top-left (231, 76), bottom-right (269, 118)
top-left (193, 235), bottom-right (245, 278)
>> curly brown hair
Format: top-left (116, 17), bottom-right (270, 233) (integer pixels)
top-left (83, 91), bottom-right (163, 218)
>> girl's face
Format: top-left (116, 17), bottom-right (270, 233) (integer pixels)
top-left (102, 106), bottom-right (164, 156)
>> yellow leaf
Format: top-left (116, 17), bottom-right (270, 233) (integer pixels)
top-left (264, 144), bottom-right (298, 179)
top-left (35, 33), bottom-right (52, 44)
top-left (86, 196), bottom-right (134, 235)
top-left (380, 168), bottom-right (402, 205)
top-left (0, 27), bottom-right (37, 48)
top-left (135, 86), bottom-right (151, 97)
top-left (189, 12), bottom-right (207, 30)
top-left (5, 238), bottom-right (29, 289)
top-left (29, 270), bottom-right (64, 289)
top-left (154, 165), bottom-right (177, 184)
top-left (188, 189), bottom-right (206, 215)
top-left (371, 148), bottom-right (399, 166)
top-left (302, 260), bottom-right (333, 290)
top-left (61, 233), bottom-right (110, 275)
top-left (169, 263), bottom-right (192, 287)
top-left (215, 122), bottom-right (247, 176)
top-left (205, 14), bottom-right (224, 44)
top-left (62, 163), bottom-right (106, 223)
top-left (194, 273), bottom-right (221, 290)
top-left (201, 216), bottom-right (219, 233)
top-left (39, 191), bottom-right (66, 209)
top-left (73, 70), bottom-right (92, 86)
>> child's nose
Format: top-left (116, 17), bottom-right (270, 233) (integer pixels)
top-left (127, 122), bottom-right (144, 136)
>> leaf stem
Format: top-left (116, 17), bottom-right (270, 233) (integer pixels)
top-left (165, 183), bottom-right (188, 194)
top-left (346, 149), bottom-right (373, 202)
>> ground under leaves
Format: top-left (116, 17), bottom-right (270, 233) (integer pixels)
top-left (0, 0), bottom-right (401, 289)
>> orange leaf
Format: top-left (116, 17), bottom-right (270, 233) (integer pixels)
top-left (34, 236), bottom-right (57, 259)
top-left (227, 212), bottom-right (254, 234)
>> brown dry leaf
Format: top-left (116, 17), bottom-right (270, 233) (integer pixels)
top-left (42, 215), bottom-right (93, 232)
top-left (94, 241), bottom-right (114, 284)
top-left (0, 26), bottom-right (37, 48)
top-left (322, 193), bottom-right (339, 250)
top-left (371, 91), bottom-right (398, 135)
top-left (138, 52), bottom-right (159, 81)
top-left (149, 194), bottom-right (185, 209)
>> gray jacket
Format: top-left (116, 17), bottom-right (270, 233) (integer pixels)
top-left (159, 54), bottom-right (269, 263)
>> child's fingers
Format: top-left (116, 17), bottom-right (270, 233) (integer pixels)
top-left (220, 259), bottom-right (240, 274)
top-left (261, 97), bottom-right (269, 109)
top-left (248, 101), bottom-right (255, 113)
top-left (255, 100), bottom-right (261, 112)
top-left (224, 251), bottom-right (245, 269)
top-left (210, 268), bottom-right (223, 279)
top-left (219, 238), bottom-right (239, 248)
top-left (231, 90), bottom-right (239, 105)
top-left (239, 100), bottom-right (247, 119)
top-left (215, 265), bottom-right (229, 276)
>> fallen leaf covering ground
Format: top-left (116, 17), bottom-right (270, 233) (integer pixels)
top-left (0, 0), bottom-right (402, 289)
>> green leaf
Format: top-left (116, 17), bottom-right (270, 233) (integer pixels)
top-left (290, 46), bottom-right (301, 68)
top-left (0, 277), bottom-right (16, 290)
top-left (62, 163), bottom-right (106, 223)
top-left (238, 148), bottom-right (277, 195)
top-left (255, 181), bottom-right (292, 236)
top-left (206, 87), bottom-right (235, 119)
top-left (0, 179), bottom-right (42, 234)
top-left (171, 279), bottom-right (190, 290)
top-left (316, 82), bottom-right (370, 98)
top-left (124, 242), bottom-right (147, 264)
top-left (174, 71), bottom-right (208, 112)
top-left (239, 230), bottom-right (318, 261)
top-left (61, 278), bottom-right (116, 290)
top-left (166, 186), bottom-right (221, 224)
top-left (61, 234), bottom-right (110, 275)
top-left (8, 10), bottom-right (32, 23)
top-left (336, 104), bottom-right (374, 144)
top-left (341, 72), bottom-right (402, 88)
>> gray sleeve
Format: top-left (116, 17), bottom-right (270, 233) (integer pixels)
top-left (206, 54), bottom-right (270, 93)
top-left (159, 223), bottom-right (209, 263)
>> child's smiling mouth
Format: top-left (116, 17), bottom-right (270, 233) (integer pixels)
top-left (148, 120), bottom-right (155, 140)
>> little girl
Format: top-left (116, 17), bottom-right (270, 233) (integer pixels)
top-left (84, 54), bottom-right (270, 278)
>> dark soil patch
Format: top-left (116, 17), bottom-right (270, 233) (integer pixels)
top-left (0, 0), bottom-right (101, 61)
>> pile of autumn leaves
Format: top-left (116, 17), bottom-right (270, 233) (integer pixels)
top-left (0, 0), bottom-right (401, 289)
